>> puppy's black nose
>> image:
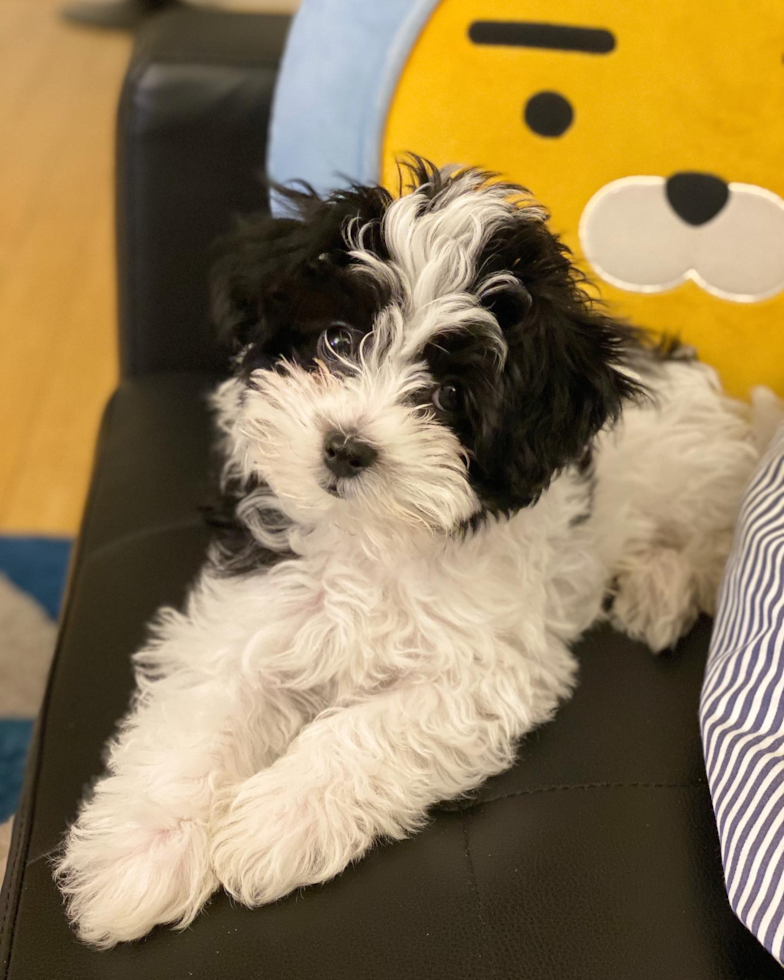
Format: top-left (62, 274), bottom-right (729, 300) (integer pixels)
top-left (323, 430), bottom-right (378, 479)
top-left (665, 172), bottom-right (730, 226)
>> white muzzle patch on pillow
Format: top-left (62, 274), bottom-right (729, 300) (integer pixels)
top-left (580, 176), bottom-right (784, 303)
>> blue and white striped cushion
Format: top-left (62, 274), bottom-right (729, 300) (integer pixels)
top-left (701, 424), bottom-right (784, 963)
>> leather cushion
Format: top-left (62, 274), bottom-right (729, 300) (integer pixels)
top-left (117, 10), bottom-right (291, 377)
top-left (1, 374), bottom-right (780, 979)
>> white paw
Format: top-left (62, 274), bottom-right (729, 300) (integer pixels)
top-left (210, 770), bottom-right (371, 907)
top-left (610, 546), bottom-right (700, 653)
top-left (55, 790), bottom-right (217, 947)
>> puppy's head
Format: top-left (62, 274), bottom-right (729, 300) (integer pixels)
top-left (212, 159), bottom-right (642, 536)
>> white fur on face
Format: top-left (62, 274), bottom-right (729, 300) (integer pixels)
top-left (217, 179), bottom-right (549, 536)
top-left (233, 355), bottom-right (477, 534)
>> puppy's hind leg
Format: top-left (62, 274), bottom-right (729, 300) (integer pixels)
top-left (609, 544), bottom-right (701, 653)
top-left (599, 361), bottom-right (762, 652)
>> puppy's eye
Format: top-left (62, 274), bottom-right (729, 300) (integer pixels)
top-left (318, 323), bottom-right (361, 361)
top-left (432, 380), bottom-right (463, 415)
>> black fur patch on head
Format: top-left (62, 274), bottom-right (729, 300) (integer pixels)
top-left (210, 181), bottom-right (393, 378)
top-left (208, 181), bottom-right (399, 572)
top-left (419, 173), bottom-right (647, 519)
top-left (383, 157), bottom-right (646, 521)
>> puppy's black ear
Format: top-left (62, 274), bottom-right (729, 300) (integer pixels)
top-left (210, 214), bottom-right (301, 354)
top-left (473, 223), bottom-right (645, 512)
top-left (478, 276), bottom-right (532, 331)
top-left (506, 298), bottom-right (643, 457)
top-left (210, 181), bottom-right (391, 359)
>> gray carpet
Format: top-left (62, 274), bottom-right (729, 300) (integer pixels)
top-left (0, 573), bottom-right (56, 879)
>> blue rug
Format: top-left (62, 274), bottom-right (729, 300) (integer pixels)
top-left (0, 537), bottom-right (71, 620)
top-left (0, 536), bottom-right (71, 823)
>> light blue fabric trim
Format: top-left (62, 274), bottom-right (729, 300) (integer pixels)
top-left (359, 0), bottom-right (440, 187)
top-left (268, 0), bottom-right (439, 212)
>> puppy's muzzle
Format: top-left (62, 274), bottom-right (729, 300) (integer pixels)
top-left (323, 430), bottom-right (378, 480)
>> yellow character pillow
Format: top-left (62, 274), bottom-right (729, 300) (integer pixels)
top-left (270, 0), bottom-right (784, 398)
top-left (379, 1), bottom-right (784, 397)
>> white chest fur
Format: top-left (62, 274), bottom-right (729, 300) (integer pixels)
top-left (207, 467), bottom-right (598, 706)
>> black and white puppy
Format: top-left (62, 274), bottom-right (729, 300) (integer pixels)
top-left (56, 160), bottom-right (761, 946)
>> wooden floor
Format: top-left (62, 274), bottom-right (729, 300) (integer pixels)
top-left (0, 0), bottom-right (132, 535)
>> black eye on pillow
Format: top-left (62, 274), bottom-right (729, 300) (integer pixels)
top-left (524, 91), bottom-right (574, 137)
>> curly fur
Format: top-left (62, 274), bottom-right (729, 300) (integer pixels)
top-left (54, 159), bottom-right (765, 947)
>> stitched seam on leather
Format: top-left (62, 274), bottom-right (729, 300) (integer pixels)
top-left (0, 395), bottom-right (117, 977)
top-left (471, 779), bottom-right (707, 809)
top-left (119, 57), bottom-right (145, 378)
top-left (79, 517), bottom-right (206, 567)
top-left (0, 797), bottom-right (30, 975)
top-left (22, 845), bottom-right (63, 870)
top-left (22, 780), bottom-right (709, 869)
top-left (136, 56), bottom-right (282, 69)
top-left (460, 814), bottom-right (500, 980)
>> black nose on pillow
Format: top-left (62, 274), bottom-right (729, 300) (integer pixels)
top-left (665, 171), bottom-right (730, 226)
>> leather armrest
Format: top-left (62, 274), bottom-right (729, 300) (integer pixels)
top-left (117, 8), bottom-right (291, 377)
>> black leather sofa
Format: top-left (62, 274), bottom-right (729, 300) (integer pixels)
top-left (1, 9), bottom-right (781, 979)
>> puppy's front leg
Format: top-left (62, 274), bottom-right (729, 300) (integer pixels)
top-left (55, 658), bottom-right (305, 947)
top-left (55, 675), bottom-right (243, 946)
top-left (211, 652), bottom-right (574, 906)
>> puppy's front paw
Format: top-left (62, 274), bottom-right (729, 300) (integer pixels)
top-left (55, 791), bottom-right (217, 947)
top-left (610, 546), bottom-right (699, 653)
top-left (210, 771), bottom-right (371, 907)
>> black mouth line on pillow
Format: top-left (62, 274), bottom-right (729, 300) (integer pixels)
top-left (468, 21), bottom-right (616, 55)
